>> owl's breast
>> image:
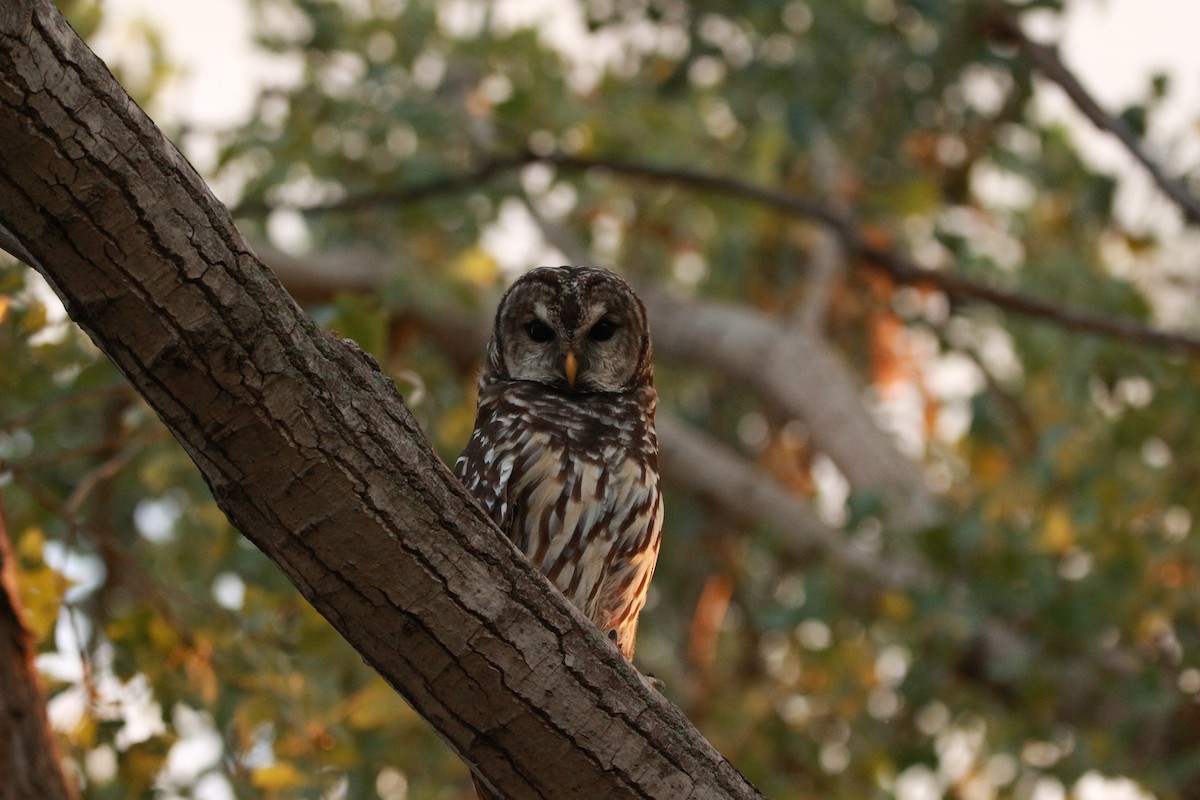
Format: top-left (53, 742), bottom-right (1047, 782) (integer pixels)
top-left (460, 382), bottom-right (660, 615)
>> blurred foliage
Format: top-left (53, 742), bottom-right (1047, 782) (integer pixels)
top-left (8, 0), bottom-right (1200, 797)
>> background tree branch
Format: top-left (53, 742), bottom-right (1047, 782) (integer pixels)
top-left (989, 12), bottom-right (1200, 226)
top-left (258, 236), bottom-right (938, 531)
top-left (641, 289), bottom-right (938, 531)
top-left (244, 151), bottom-right (1200, 357)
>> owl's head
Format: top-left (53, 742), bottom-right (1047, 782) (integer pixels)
top-left (482, 266), bottom-right (653, 393)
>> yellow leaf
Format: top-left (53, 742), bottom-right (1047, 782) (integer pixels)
top-left (0, 294), bottom-right (9, 323)
top-left (251, 762), bottom-right (306, 791)
top-left (148, 616), bottom-right (179, 651)
top-left (138, 451), bottom-right (181, 494)
top-left (450, 247), bottom-right (499, 288)
top-left (341, 678), bottom-right (408, 730)
top-left (17, 526), bottom-right (45, 560)
top-left (971, 446), bottom-right (1010, 488)
top-left (1040, 505), bottom-right (1075, 554)
top-left (73, 714), bottom-right (97, 748)
top-left (19, 300), bottom-right (47, 333)
top-left (878, 591), bottom-right (913, 622)
top-left (14, 528), bottom-right (68, 642)
top-left (17, 565), bottom-right (65, 641)
top-left (1135, 610), bottom-right (1173, 648)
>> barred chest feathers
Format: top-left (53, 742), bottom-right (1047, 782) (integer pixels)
top-left (456, 380), bottom-right (662, 659)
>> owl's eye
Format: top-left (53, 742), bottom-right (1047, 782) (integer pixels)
top-left (525, 320), bottom-right (555, 343)
top-left (588, 319), bottom-right (618, 342)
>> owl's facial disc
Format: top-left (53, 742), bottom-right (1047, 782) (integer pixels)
top-left (510, 305), bottom-right (631, 391)
top-left (514, 308), bottom-right (616, 391)
top-left (491, 266), bottom-right (652, 393)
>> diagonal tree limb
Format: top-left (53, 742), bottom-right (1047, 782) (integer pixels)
top-left (988, 13), bottom-right (1200, 226)
top-left (0, 2), bottom-right (763, 797)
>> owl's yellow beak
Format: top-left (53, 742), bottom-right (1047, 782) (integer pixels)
top-left (564, 350), bottom-right (578, 387)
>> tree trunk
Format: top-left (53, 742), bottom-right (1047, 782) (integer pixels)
top-left (0, 507), bottom-right (78, 800)
top-left (0, 2), bottom-right (763, 797)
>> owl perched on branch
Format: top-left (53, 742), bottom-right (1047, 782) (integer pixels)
top-left (455, 266), bottom-right (663, 663)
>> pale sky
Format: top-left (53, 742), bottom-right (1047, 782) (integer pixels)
top-left (1046, 0), bottom-right (1200, 234)
top-left (1057, 0), bottom-right (1200, 130)
top-left (94, 0), bottom-right (1200, 162)
top-left (85, 0), bottom-right (1200, 258)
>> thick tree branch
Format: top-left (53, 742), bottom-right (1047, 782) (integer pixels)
top-left (990, 14), bottom-right (1200, 226)
top-left (0, 3), bottom-right (762, 797)
top-left (654, 416), bottom-right (923, 588)
top-left (641, 289), bottom-right (938, 531)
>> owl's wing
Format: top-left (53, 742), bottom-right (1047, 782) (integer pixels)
top-left (590, 470), bottom-right (664, 658)
top-left (454, 424), bottom-right (515, 532)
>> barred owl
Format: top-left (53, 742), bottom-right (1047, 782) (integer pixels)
top-left (455, 266), bottom-right (663, 663)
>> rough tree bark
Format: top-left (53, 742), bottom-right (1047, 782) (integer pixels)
top-left (0, 508), bottom-right (77, 800)
top-left (0, 2), bottom-right (763, 797)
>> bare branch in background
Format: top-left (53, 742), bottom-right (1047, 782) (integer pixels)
top-left (990, 14), bottom-right (1200, 226)
top-left (251, 152), bottom-right (1200, 357)
top-left (229, 154), bottom-right (532, 219)
top-left (249, 241), bottom-right (392, 303)
top-left (543, 155), bottom-right (1200, 354)
top-left (792, 131), bottom-right (849, 336)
